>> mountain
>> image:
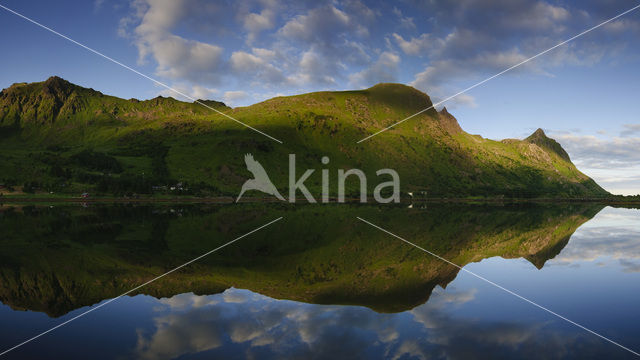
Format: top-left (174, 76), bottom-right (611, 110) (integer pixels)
top-left (0, 76), bottom-right (608, 198)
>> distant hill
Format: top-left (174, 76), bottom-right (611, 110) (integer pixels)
top-left (0, 76), bottom-right (608, 198)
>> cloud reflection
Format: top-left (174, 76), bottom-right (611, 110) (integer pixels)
top-left (133, 286), bottom-right (611, 360)
top-left (550, 208), bottom-right (640, 272)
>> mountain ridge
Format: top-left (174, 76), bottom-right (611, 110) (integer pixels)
top-left (0, 77), bottom-right (608, 198)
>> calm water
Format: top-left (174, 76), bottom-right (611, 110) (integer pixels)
top-left (0, 203), bottom-right (639, 359)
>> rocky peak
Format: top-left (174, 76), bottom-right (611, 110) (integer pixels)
top-left (437, 106), bottom-right (462, 134)
top-left (44, 75), bottom-right (70, 87)
top-left (42, 76), bottom-right (75, 101)
top-left (525, 128), bottom-right (571, 161)
top-left (195, 99), bottom-right (230, 110)
top-left (529, 128), bottom-right (548, 139)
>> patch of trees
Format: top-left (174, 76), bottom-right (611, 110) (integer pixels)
top-left (71, 150), bottom-right (123, 174)
top-left (96, 174), bottom-right (152, 195)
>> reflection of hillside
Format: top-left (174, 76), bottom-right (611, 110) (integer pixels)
top-left (0, 203), bottom-right (603, 316)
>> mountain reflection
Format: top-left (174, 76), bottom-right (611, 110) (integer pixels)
top-left (0, 202), bottom-right (603, 317)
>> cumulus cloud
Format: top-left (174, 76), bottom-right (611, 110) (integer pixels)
top-left (544, 130), bottom-right (640, 194)
top-left (391, 0), bottom-right (636, 112)
top-left (573, 166), bottom-right (640, 195)
top-left (392, 7), bottom-right (416, 31)
top-left (158, 83), bottom-right (218, 100)
top-left (554, 133), bottom-right (640, 169)
top-left (411, 48), bottom-right (531, 90)
top-left (604, 18), bottom-right (640, 34)
top-left (278, 3), bottom-right (374, 87)
top-left (230, 49), bottom-right (287, 84)
top-left (124, 0), bottom-right (227, 84)
top-left (407, 46), bottom-right (532, 108)
top-left (392, 33), bottom-right (439, 56)
top-left (120, 0), bottom-right (383, 104)
top-left (151, 37), bottom-right (224, 82)
top-left (621, 124), bottom-right (640, 137)
top-left (117, 0), bottom-right (639, 111)
top-left (349, 51), bottom-right (400, 88)
top-left (243, 8), bottom-right (276, 44)
top-left (230, 51), bottom-right (263, 72)
top-left (223, 90), bottom-right (250, 105)
top-left (293, 50), bottom-right (338, 85)
top-left (279, 5), bottom-right (352, 44)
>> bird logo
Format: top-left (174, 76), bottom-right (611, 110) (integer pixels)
top-left (236, 153), bottom-right (285, 202)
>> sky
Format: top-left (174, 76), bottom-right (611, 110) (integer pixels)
top-left (0, 0), bottom-right (639, 194)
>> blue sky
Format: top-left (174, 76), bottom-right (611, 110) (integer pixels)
top-left (1, 0), bottom-right (639, 194)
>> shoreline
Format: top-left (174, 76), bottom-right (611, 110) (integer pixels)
top-left (1, 196), bottom-right (638, 205)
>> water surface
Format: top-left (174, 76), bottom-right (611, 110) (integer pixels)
top-left (0, 203), bottom-right (639, 359)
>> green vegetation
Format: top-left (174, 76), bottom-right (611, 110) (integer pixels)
top-left (0, 202), bottom-right (602, 315)
top-left (0, 76), bottom-right (609, 198)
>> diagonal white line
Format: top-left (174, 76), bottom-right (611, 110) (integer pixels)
top-left (356, 216), bottom-right (640, 357)
top-left (0, 217), bottom-right (283, 358)
top-left (357, 3), bottom-right (640, 143)
top-left (0, 4), bottom-right (283, 144)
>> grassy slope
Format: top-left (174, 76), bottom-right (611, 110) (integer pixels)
top-left (0, 77), bottom-right (608, 198)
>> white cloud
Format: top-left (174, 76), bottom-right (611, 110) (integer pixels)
top-left (230, 51), bottom-right (265, 72)
top-left (392, 33), bottom-right (438, 56)
top-left (410, 47), bottom-right (531, 91)
top-left (223, 90), bottom-right (250, 105)
top-left (190, 85), bottom-right (219, 99)
top-left (548, 131), bottom-right (640, 194)
top-left (294, 50), bottom-right (337, 85)
top-left (442, 93), bottom-right (477, 109)
top-left (276, 3), bottom-right (375, 87)
top-left (392, 7), bottom-right (416, 31)
top-left (574, 166), bottom-right (640, 195)
top-left (230, 49), bottom-right (287, 84)
top-left (128, 0), bottom-right (226, 84)
top-left (349, 51), bottom-right (400, 87)
top-left (116, 0), bottom-right (640, 113)
top-left (604, 18), bottom-right (640, 34)
top-left (621, 124), bottom-right (640, 137)
top-left (397, 0), bottom-right (631, 112)
top-left (121, 0), bottom-right (382, 97)
top-left (150, 36), bottom-right (224, 82)
top-left (251, 47), bottom-right (277, 61)
top-left (279, 6), bottom-right (351, 43)
top-left (408, 47), bottom-right (531, 109)
top-left (158, 83), bottom-right (218, 100)
top-left (243, 8), bottom-right (276, 44)
top-left (555, 134), bottom-right (640, 169)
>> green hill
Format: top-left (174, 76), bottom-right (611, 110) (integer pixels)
top-left (0, 76), bottom-right (608, 198)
